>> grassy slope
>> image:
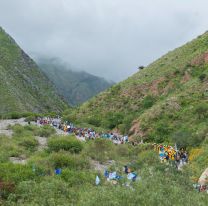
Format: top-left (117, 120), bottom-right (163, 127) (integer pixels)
top-left (38, 58), bottom-right (113, 106)
top-left (0, 126), bottom-right (207, 205)
top-left (0, 27), bottom-right (67, 115)
top-left (71, 32), bottom-right (208, 144)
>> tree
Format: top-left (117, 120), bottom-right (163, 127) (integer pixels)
top-left (138, 66), bottom-right (145, 70)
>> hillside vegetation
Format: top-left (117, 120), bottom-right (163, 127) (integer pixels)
top-left (0, 125), bottom-right (207, 205)
top-left (0, 27), bottom-right (67, 116)
top-left (37, 58), bottom-right (113, 106)
top-left (67, 31), bottom-right (208, 147)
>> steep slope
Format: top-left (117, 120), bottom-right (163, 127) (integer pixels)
top-left (37, 58), bottom-right (114, 106)
top-left (70, 31), bottom-right (208, 145)
top-left (0, 27), bottom-right (67, 115)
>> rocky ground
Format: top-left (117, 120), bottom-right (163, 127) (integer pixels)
top-left (0, 118), bottom-right (27, 137)
top-left (0, 119), bottom-right (49, 164)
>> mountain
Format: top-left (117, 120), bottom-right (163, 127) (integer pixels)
top-left (0, 27), bottom-right (67, 116)
top-left (69, 31), bottom-right (208, 146)
top-left (37, 58), bottom-right (114, 106)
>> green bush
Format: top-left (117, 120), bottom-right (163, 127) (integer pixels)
top-left (25, 115), bottom-right (37, 122)
top-left (199, 73), bottom-right (207, 81)
top-left (110, 84), bottom-right (121, 95)
top-left (103, 112), bottom-right (124, 129)
top-left (61, 169), bottom-right (95, 186)
top-left (76, 169), bottom-right (205, 206)
top-left (0, 136), bottom-right (23, 163)
top-left (49, 152), bottom-right (89, 169)
top-left (195, 102), bottom-right (208, 119)
top-left (0, 163), bottom-right (36, 184)
top-left (13, 124), bottom-right (56, 138)
top-left (115, 144), bottom-right (130, 158)
top-left (37, 125), bottom-right (56, 137)
top-left (11, 125), bottom-right (27, 137)
top-left (83, 138), bottom-right (115, 163)
top-left (48, 135), bottom-right (83, 153)
top-left (171, 130), bottom-right (193, 148)
top-left (7, 112), bottom-right (22, 119)
top-left (6, 178), bottom-right (78, 205)
top-left (142, 95), bottom-right (156, 109)
top-left (118, 114), bottom-right (135, 135)
top-left (137, 150), bottom-right (158, 167)
top-left (86, 116), bottom-right (101, 127)
top-left (27, 152), bottom-right (54, 176)
top-left (17, 136), bottom-right (38, 152)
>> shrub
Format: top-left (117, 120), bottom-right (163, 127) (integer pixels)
top-left (118, 114), bottom-right (135, 135)
top-left (138, 65), bottom-right (145, 70)
top-left (12, 124), bottom-right (26, 137)
top-left (25, 115), bottom-right (37, 122)
top-left (137, 150), bottom-right (158, 167)
top-left (115, 144), bottom-right (130, 157)
top-left (27, 152), bottom-right (54, 176)
top-left (48, 136), bottom-right (83, 153)
top-left (110, 84), bottom-right (121, 95)
top-left (142, 95), bottom-right (156, 109)
top-left (195, 102), bottom-right (208, 119)
top-left (49, 152), bottom-right (89, 169)
top-left (199, 73), bottom-right (207, 82)
top-left (0, 144), bottom-right (23, 163)
top-left (61, 169), bottom-right (95, 186)
top-left (103, 112), bottom-right (124, 129)
top-left (17, 136), bottom-right (38, 152)
top-left (37, 125), bottom-right (56, 137)
top-left (171, 130), bottom-right (193, 148)
top-left (7, 112), bottom-right (22, 119)
top-left (0, 163), bottom-right (36, 184)
top-left (86, 116), bottom-right (101, 127)
top-left (83, 138), bottom-right (116, 163)
top-left (6, 178), bottom-right (78, 205)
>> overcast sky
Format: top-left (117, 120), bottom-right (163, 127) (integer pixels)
top-left (0, 0), bottom-right (208, 81)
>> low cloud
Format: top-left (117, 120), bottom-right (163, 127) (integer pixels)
top-left (0, 0), bottom-right (208, 81)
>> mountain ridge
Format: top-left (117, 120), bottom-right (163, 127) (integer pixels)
top-left (37, 57), bottom-right (114, 106)
top-left (0, 27), bottom-right (67, 115)
top-left (68, 31), bottom-right (208, 146)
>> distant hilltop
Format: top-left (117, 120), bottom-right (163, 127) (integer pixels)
top-left (37, 57), bottom-right (114, 106)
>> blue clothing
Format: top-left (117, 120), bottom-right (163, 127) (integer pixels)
top-left (55, 168), bottom-right (62, 175)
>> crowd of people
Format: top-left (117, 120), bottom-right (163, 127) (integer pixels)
top-left (35, 117), bottom-right (207, 193)
top-left (36, 117), bottom-right (61, 127)
top-left (36, 117), bottom-right (129, 144)
top-left (153, 144), bottom-right (189, 169)
top-left (154, 144), bottom-right (208, 193)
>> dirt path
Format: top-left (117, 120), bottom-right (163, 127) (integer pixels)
top-left (91, 160), bottom-right (115, 172)
top-left (0, 118), bottom-right (85, 164)
top-left (0, 118), bottom-right (66, 137)
top-left (0, 118), bottom-right (27, 137)
top-left (35, 136), bottom-right (48, 151)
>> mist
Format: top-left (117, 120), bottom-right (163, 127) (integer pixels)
top-left (0, 0), bottom-right (208, 81)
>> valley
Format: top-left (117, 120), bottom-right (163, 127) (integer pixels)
top-left (0, 27), bottom-right (208, 205)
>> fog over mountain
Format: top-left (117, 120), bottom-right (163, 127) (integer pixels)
top-left (0, 0), bottom-right (208, 81)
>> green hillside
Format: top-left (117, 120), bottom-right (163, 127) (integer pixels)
top-left (37, 58), bottom-right (114, 106)
top-left (0, 125), bottom-right (207, 205)
top-left (0, 27), bottom-right (67, 116)
top-left (0, 31), bottom-right (208, 205)
top-left (68, 31), bottom-right (208, 145)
